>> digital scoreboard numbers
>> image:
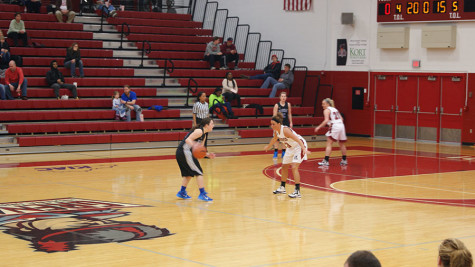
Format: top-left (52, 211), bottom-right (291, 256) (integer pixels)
top-left (377, 0), bottom-right (475, 22)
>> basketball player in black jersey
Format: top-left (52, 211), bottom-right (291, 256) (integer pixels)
top-left (176, 118), bottom-right (215, 201)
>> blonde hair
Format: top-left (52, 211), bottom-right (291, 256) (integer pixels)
top-left (323, 98), bottom-right (335, 107)
top-left (439, 238), bottom-right (473, 267)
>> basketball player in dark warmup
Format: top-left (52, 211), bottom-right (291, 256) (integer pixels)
top-left (272, 91), bottom-right (293, 159)
top-left (176, 118), bottom-right (215, 201)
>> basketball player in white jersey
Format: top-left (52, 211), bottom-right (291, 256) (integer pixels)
top-left (264, 113), bottom-right (310, 198)
top-left (314, 98), bottom-right (348, 166)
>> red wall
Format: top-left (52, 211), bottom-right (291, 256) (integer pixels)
top-left (294, 70), bottom-right (371, 136)
top-left (297, 70), bottom-right (474, 144)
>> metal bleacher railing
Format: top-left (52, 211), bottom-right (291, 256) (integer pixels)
top-left (78, 0), bottom-right (330, 114)
top-left (190, 0), bottom-right (330, 114)
top-left (162, 59), bottom-right (175, 87)
top-left (118, 22), bottom-right (130, 49)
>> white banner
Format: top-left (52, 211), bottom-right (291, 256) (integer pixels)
top-left (347, 39), bottom-right (369, 66)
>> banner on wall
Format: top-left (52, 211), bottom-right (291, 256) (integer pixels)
top-left (337, 39), bottom-right (368, 66)
top-left (336, 39), bottom-right (347, 66)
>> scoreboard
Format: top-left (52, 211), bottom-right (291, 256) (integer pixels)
top-left (377, 0), bottom-right (475, 22)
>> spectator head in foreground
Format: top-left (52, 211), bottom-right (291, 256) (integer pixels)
top-left (438, 238), bottom-right (473, 267)
top-left (344, 250), bottom-right (381, 267)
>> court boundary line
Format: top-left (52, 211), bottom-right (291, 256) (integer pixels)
top-left (3, 144), bottom-right (472, 169)
top-left (331, 173), bottom-right (475, 196)
top-left (266, 154), bottom-right (475, 207)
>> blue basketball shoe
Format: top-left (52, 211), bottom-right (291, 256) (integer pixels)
top-left (198, 192), bottom-right (213, 201)
top-left (176, 191), bottom-right (191, 199)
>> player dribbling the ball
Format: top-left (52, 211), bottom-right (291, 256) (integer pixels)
top-left (176, 118), bottom-right (216, 201)
top-left (264, 113), bottom-right (310, 198)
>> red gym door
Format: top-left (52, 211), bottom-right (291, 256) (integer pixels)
top-left (395, 75), bottom-right (418, 140)
top-left (417, 76), bottom-right (441, 142)
top-left (440, 75), bottom-right (465, 143)
top-left (374, 75), bottom-right (396, 138)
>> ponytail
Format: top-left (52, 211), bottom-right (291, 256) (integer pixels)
top-left (450, 249), bottom-right (473, 267)
top-left (439, 238), bottom-right (473, 267)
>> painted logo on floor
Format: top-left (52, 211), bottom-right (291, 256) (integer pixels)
top-left (0, 198), bottom-right (172, 253)
top-left (34, 164), bottom-right (118, 172)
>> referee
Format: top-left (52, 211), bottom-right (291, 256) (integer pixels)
top-left (193, 91), bottom-right (210, 148)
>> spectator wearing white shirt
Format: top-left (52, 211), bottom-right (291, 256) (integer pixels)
top-left (221, 72), bottom-right (241, 107)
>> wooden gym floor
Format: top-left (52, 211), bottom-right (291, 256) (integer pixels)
top-left (0, 137), bottom-right (474, 267)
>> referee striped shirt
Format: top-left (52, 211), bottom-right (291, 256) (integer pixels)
top-left (193, 101), bottom-right (209, 119)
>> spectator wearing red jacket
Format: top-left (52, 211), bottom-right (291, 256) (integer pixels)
top-left (241, 55), bottom-right (281, 80)
top-left (221, 37), bottom-right (240, 70)
top-left (4, 60), bottom-right (28, 100)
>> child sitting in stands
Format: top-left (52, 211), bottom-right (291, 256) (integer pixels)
top-left (97, 0), bottom-right (117, 17)
top-left (112, 91), bottom-right (126, 120)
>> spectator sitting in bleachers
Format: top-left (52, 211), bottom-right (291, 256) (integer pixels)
top-left (0, 83), bottom-right (6, 100)
top-left (138, 0), bottom-right (161, 12)
top-left (4, 60), bottom-right (28, 100)
top-left (261, 63), bottom-right (294, 98)
top-left (55, 0), bottom-right (76, 23)
top-left (46, 60), bottom-right (78, 100)
top-left (7, 12), bottom-right (28, 47)
top-left (221, 37), bottom-right (239, 70)
top-left (240, 54), bottom-right (281, 81)
top-left (26, 0), bottom-right (42, 13)
top-left (209, 87), bottom-right (236, 119)
top-left (112, 90), bottom-right (126, 120)
top-left (97, 0), bottom-right (117, 17)
top-left (166, 0), bottom-right (177, 14)
top-left (438, 238), bottom-right (473, 267)
top-left (222, 72), bottom-right (241, 107)
top-left (344, 250), bottom-right (381, 267)
top-left (204, 36), bottom-right (225, 70)
top-left (64, 43), bottom-right (85, 78)
top-left (120, 85), bottom-right (143, 122)
top-left (0, 33), bottom-right (10, 78)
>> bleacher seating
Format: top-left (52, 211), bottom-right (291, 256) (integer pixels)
top-left (0, 3), bottom-right (322, 149)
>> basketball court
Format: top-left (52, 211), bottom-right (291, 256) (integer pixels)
top-left (1, 137), bottom-right (474, 266)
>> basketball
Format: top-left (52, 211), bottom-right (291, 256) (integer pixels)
top-left (192, 143), bottom-right (207, 159)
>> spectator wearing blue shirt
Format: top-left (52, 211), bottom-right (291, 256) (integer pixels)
top-left (120, 85), bottom-right (142, 121)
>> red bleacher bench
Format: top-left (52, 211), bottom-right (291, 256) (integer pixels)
top-left (0, 99), bottom-right (168, 110)
top-left (116, 11), bottom-right (192, 21)
top-left (0, 20), bottom-right (83, 31)
top-left (24, 77), bottom-right (146, 87)
top-left (178, 78), bottom-right (262, 87)
top-left (9, 48), bottom-right (112, 58)
top-left (128, 34), bottom-right (212, 44)
top-left (238, 127), bottom-right (318, 138)
top-left (122, 25), bottom-right (212, 36)
top-left (107, 17), bottom-right (202, 28)
top-left (23, 58), bottom-right (124, 67)
top-left (7, 120), bottom-right (192, 134)
top-left (17, 132), bottom-right (189, 146)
